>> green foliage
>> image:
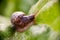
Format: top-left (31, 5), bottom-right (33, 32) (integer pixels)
top-left (29, 0), bottom-right (60, 32)
top-left (0, 0), bottom-right (60, 40)
top-left (0, 26), bottom-right (16, 40)
top-left (0, 0), bottom-right (37, 17)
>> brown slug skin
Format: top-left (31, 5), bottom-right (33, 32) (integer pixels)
top-left (11, 12), bottom-right (34, 32)
top-left (19, 15), bottom-right (34, 28)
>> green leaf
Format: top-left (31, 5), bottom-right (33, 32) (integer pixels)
top-left (29, 0), bottom-right (60, 32)
top-left (29, 0), bottom-right (49, 14)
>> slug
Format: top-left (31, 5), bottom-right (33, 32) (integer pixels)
top-left (11, 12), bottom-right (35, 32)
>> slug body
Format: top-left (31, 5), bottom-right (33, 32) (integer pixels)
top-left (11, 12), bottom-right (34, 32)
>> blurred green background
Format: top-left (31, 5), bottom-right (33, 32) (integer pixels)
top-left (0, 0), bottom-right (38, 17)
top-left (0, 0), bottom-right (60, 40)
